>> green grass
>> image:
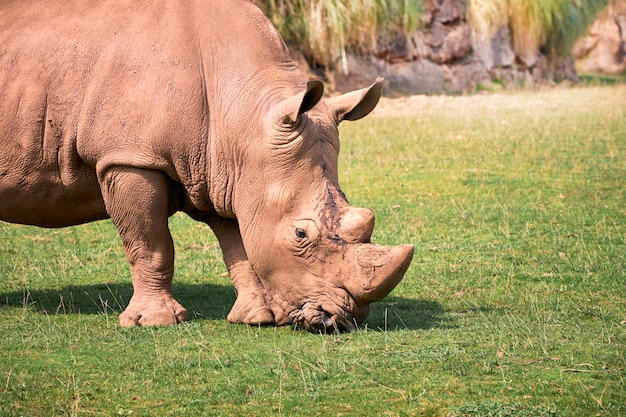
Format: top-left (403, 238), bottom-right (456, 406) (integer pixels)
top-left (578, 72), bottom-right (626, 86)
top-left (2, 86), bottom-right (626, 416)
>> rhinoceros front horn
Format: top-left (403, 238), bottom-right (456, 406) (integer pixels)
top-left (345, 243), bottom-right (414, 305)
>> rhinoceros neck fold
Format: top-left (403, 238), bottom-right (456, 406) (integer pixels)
top-left (207, 142), bottom-right (236, 218)
top-left (187, 2), bottom-right (306, 219)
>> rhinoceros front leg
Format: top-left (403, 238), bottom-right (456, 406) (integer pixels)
top-left (194, 214), bottom-right (289, 326)
top-left (100, 167), bottom-right (188, 326)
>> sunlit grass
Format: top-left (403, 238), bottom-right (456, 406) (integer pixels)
top-left (1, 86), bottom-right (625, 416)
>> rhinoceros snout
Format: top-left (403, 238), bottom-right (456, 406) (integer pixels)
top-left (304, 308), bottom-right (369, 334)
top-left (305, 313), bottom-right (340, 334)
top-left (296, 243), bottom-right (412, 333)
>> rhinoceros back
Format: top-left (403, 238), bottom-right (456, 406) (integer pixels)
top-left (0, 1), bottom-right (112, 226)
top-left (0, 0), bottom-right (304, 227)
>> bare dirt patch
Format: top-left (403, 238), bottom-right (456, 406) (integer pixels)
top-left (373, 85), bottom-right (626, 118)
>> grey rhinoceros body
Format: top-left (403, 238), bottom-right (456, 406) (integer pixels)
top-left (0, 0), bottom-right (413, 332)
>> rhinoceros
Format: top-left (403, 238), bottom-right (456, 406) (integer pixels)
top-left (0, 0), bottom-right (414, 332)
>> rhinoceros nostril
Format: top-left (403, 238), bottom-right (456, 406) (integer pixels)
top-left (306, 313), bottom-right (346, 334)
top-left (307, 320), bottom-right (327, 333)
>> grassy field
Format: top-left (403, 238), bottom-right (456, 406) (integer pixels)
top-left (1, 85), bottom-right (625, 416)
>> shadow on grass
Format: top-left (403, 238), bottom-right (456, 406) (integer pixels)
top-left (0, 283), bottom-right (447, 331)
top-left (364, 296), bottom-right (450, 331)
top-left (0, 282), bottom-right (236, 322)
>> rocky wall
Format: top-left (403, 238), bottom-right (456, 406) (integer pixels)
top-left (574, 2), bottom-right (626, 75)
top-left (298, 0), bottom-right (582, 95)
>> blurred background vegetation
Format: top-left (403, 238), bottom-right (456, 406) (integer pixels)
top-left (467, 0), bottom-right (606, 59)
top-left (254, 0), bottom-right (616, 74)
top-left (254, 0), bottom-right (423, 68)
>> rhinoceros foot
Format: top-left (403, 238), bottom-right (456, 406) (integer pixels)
top-left (119, 294), bottom-right (188, 326)
top-left (227, 293), bottom-right (293, 326)
top-left (227, 297), bottom-right (275, 326)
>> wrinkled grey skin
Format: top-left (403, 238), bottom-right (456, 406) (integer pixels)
top-left (0, 0), bottom-right (414, 332)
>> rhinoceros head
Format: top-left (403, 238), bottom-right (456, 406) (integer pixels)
top-left (232, 79), bottom-right (414, 332)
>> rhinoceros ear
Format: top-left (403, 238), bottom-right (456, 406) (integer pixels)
top-left (328, 77), bottom-right (383, 123)
top-left (277, 80), bottom-right (325, 125)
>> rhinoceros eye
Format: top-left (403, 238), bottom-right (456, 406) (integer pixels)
top-left (291, 219), bottom-right (320, 246)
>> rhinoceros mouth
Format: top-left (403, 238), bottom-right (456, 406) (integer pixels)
top-left (284, 295), bottom-right (370, 334)
top-left (301, 312), bottom-right (350, 334)
top-left (267, 278), bottom-right (370, 333)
